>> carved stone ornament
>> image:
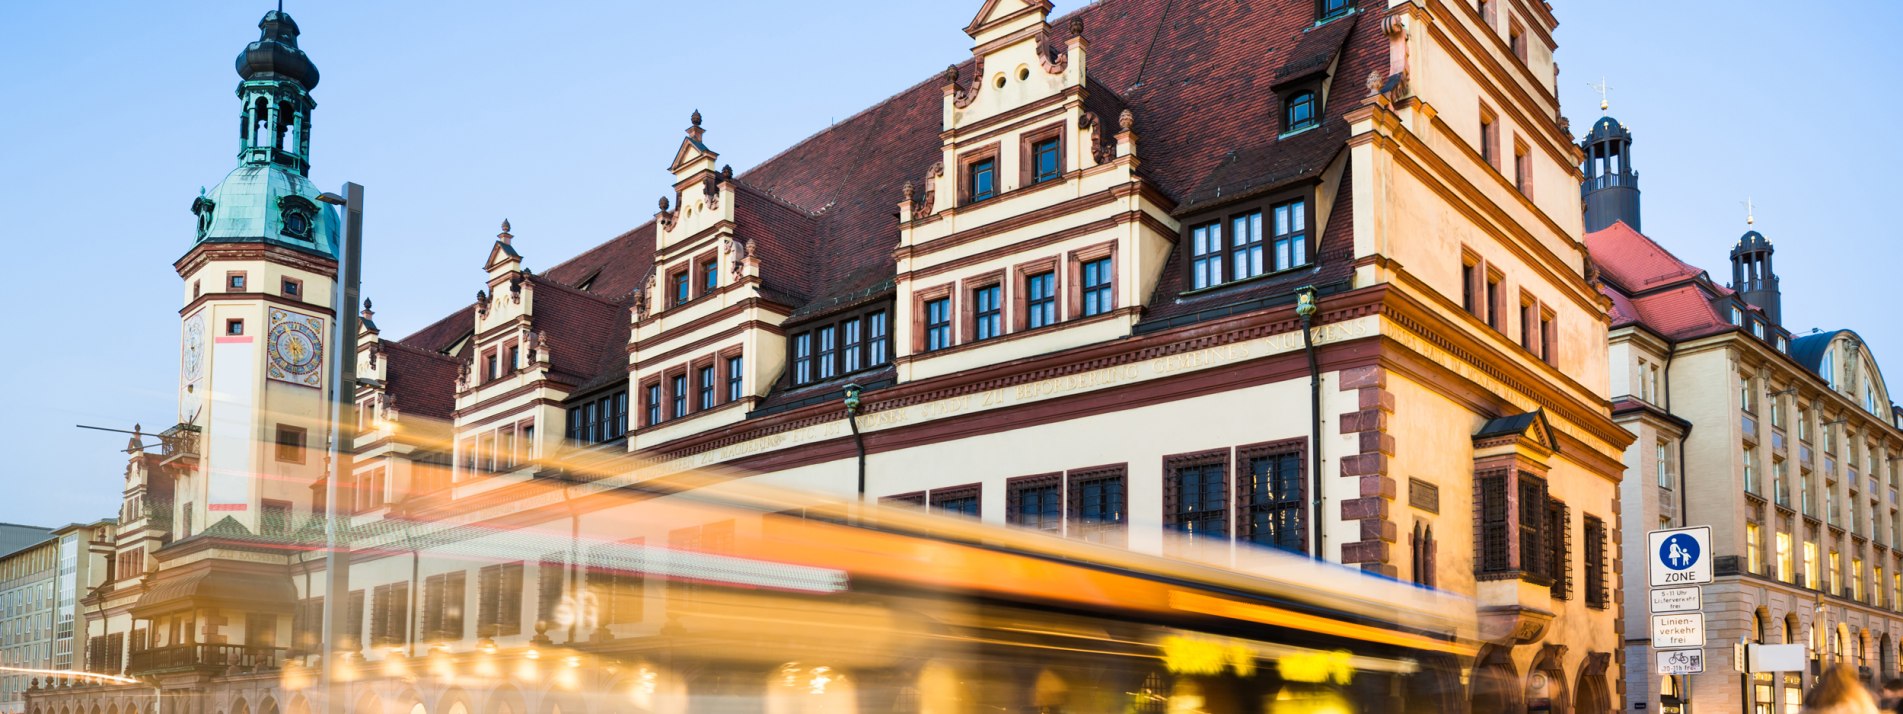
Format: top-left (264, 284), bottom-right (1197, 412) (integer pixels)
top-left (730, 237), bottom-right (751, 279)
top-left (951, 59), bottom-right (985, 109)
top-left (1037, 27), bottom-right (1069, 74)
top-left (509, 275), bottom-right (523, 303)
top-left (918, 163), bottom-right (944, 217)
top-left (475, 289), bottom-right (490, 317)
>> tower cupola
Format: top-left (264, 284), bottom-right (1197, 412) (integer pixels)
top-left (235, 10), bottom-right (319, 175)
top-left (185, 10), bottom-right (338, 261)
top-left (1731, 223), bottom-right (1781, 325)
top-left (1579, 113), bottom-right (1641, 233)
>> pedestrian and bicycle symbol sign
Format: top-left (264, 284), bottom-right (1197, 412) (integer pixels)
top-left (1648, 526), bottom-right (1712, 587)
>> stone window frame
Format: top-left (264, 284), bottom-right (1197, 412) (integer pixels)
top-left (1234, 438), bottom-right (1309, 554)
top-left (961, 269), bottom-right (1007, 344)
top-left (1005, 473), bottom-right (1064, 532)
top-left (1067, 463), bottom-right (1129, 545)
top-left (1013, 256), bottom-right (1061, 332)
top-left (1069, 240), bottom-right (1119, 319)
top-left (1163, 448), bottom-right (1231, 538)
top-left (929, 483), bottom-right (983, 518)
top-left (957, 142), bottom-right (1003, 206)
top-left (1018, 122), bottom-right (1066, 188)
top-left (913, 282), bottom-right (955, 354)
top-left (226, 270), bottom-right (248, 292)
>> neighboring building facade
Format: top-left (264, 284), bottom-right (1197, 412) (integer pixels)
top-left (43, 1), bottom-right (1636, 712)
top-left (1591, 114), bottom-right (1903, 713)
top-left (0, 538), bottom-right (56, 714)
top-left (0, 521), bottom-right (113, 714)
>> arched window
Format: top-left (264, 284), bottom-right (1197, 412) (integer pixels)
top-left (1285, 92), bottom-right (1318, 132)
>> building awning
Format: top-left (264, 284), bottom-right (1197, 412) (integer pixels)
top-left (130, 567), bottom-right (296, 618)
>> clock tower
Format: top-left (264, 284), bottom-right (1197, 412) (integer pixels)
top-left (172, 9), bottom-right (340, 539)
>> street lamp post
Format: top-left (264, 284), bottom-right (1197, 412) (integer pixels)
top-left (315, 183), bottom-right (364, 714)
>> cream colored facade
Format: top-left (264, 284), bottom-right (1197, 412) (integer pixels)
top-left (1616, 323), bottom-right (1903, 713)
top-left (44, 1), bottom-right (1638, 713)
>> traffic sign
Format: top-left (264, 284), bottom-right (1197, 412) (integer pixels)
top-left (1652, 612), bottom-right (1706, 648)
top-left (1648, 526), bottom-right (1713, 586)
top-left (1650, 586), bottom-right (1702, 614)
top-left (1657, 648), bottom-right (1705, 675)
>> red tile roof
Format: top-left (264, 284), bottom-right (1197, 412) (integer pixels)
top-left (378, 341), bottom-right (458, 421)
top-left (385, 0), bottom-right (1397, 403)
top-left (1585, 220), bottom-right (1736, 340)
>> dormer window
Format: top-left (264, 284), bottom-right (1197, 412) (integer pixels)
top-left (1730, 306), bottom-right (1743, 326)
top-left (1318, 0), bottom-right (1353, 22)
top-left (1185, 193), bottom-right (1312, 291)
top-left (191, 195), bottom-right (217, 240)
top-left (278, 196), bottom-right (317, 242)
top-left (1284, 91), bottom-right (1319, 133)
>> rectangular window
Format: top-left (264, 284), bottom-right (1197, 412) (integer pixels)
top-left (1509, 18), bottom-right (1528, 62)
top-left (1271, 199), bottom-right (1308, 272)
top-left (1068, 466), bottom-right (1127, 540)
top-left (477, 562), bottom-right (523, 637)
top-left (1081, 258), bottom-right (1113, 316)
top-left (868, 311), bottom-right (889, 365)
top-left (485, 350), bottom-right (500, 382)
top-left (817, 326), bottom-right (837, 380)
top-left (842, 319), bottom-right (862, 372)
top-left (973, 285), bottom-right (1002, 341)
top-left (586, 542), bottom-right (645, 628)
top-left (1584, 514), bottom-right (1607, 608)
top-left (1745, 446), bottom-right (1759, 494)
top-left (1514, 142), bottom-right (1532, 197)
top-left (1230, 211), bottom-right (1265, 281)
top-left (536, 555), bottom-right (565, 628)
top-left (1539, 309), bottom-right (1556, 365)
top-left (1479, 107), bottom-right (1499, 169)
top-left (968, 158), bottom-right (997, 202)
top-left (1520, 298), bottom-right (1537, 352)
top-left (281, 277), bottom-right (301, 298)
top-left (1031, 138), bottom-right (1061, 184)
top-left (697, 365), bottom-right (715, 411)
top-left (1656, 441), bottom-right (1672, 489)
top-left (931, 485), bottom-right (981, 518)
top-left (1776, 531), bottom-right (1793, 583)
top-left (726, 356), bottom-right (744, 402)
top-left (369, 582), bottom-right (409, 648)
top-left (700, 259), bottom-right (719, 295)
top-left (1190, 223), bottom-right (1223, 290)
top-left (1853, 557), bottom-right (1865, 601)
top-left (1025, 272), bottom-right (1056, 329)
top-left (1485, 269), bottom-right (1505, 331)
top-left (1239, 447), bottom-right (1304, 553)
top-left (670, 375), bottom-right (687, 419)
top-left (226, 319), bottom-right (244, 336)
top-left (275, 425), bottom-right (306, 464)
top-left (672, 270), bottom-right (690, 307)
top-left (227, 272), bottom-right (247, 291)
top-left (925, 298), bottom-right (953, 351)
top-left (1747, 522), bottom-right (1763, 575)
top-left (1007, 476), bottom-right (1062, 532)
top-left (644, 383), bottom-right (661, 426)
top-left (793, 333), bottom-right (813, 384)
top-left (1167, 457), bottom-right (1228, 539)
top-left (1319, 0), bottom-right (1353, 21)
top-left (1804, 541), bottom-right (1819, 589)
top-left (1830, 550), bottom-right (1841, 595)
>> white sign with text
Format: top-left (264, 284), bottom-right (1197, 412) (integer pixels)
top-left (1652, 613), bottom-right (1707, 648)
top-left (1650, 586), bottom-right (1702, 614)
top-left (1648, 526), bottom-right (1713, 587)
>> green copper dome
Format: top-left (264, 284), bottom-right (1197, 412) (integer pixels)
top-left (191, 164), bottom-right (340, 259)
top-left (185, 10), bottom-right (336, 261)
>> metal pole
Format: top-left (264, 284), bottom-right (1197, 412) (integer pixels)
top-left (318, 182), bottom-right (364, 714)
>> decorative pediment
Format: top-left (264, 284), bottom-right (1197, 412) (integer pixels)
top-left (485, 219), bottom-right (522, 274)
top-left (1473, 409), bottom-right (1557, 460)
top-left (668, 110), bottom-right (720, 179)
top-left (965, 0), bottom-right (1053, 39)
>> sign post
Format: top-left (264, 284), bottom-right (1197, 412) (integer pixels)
top-left (1647, 525), bottom-right (1714, 697)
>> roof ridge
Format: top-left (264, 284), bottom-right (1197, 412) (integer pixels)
top-left (378, 339), bottom-right (461, 364)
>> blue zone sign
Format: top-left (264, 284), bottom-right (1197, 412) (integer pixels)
top-left (1647, 526), bottom-right (1713, 587)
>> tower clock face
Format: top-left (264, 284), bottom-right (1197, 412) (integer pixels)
top-left (267, 308), bottom-right (325, 388)
top-left (182, 317), bottom-right (206, 381)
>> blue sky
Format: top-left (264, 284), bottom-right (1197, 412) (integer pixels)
top-left (1, 1), bottom-right (1897, 527)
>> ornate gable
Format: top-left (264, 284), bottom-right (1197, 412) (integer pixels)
top-left (965, 0), bottom-right (1054, 40)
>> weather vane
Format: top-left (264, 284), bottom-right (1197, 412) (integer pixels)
top-left (1587, 77), bottom-right (1612, 112)
top-left (1742, 196), bottom-right (1757, 226)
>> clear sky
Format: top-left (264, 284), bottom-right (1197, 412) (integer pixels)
top-left (1, 1), bottom-right (1897, 527)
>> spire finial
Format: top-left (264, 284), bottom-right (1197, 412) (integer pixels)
top-left (691, 109), bottom-right (703, 128)
top-left (498, 219), bottom-right (513, 244)
top-left (361, 298), bottom-right (375, 321)
top-left (1743, 196), bottom-right (1756, 227)
top-left (1588, 77), bottom-right (1612, 112)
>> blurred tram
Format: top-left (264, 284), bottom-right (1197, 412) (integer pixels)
top-left (482, 475), bottom-right (1482, 714)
